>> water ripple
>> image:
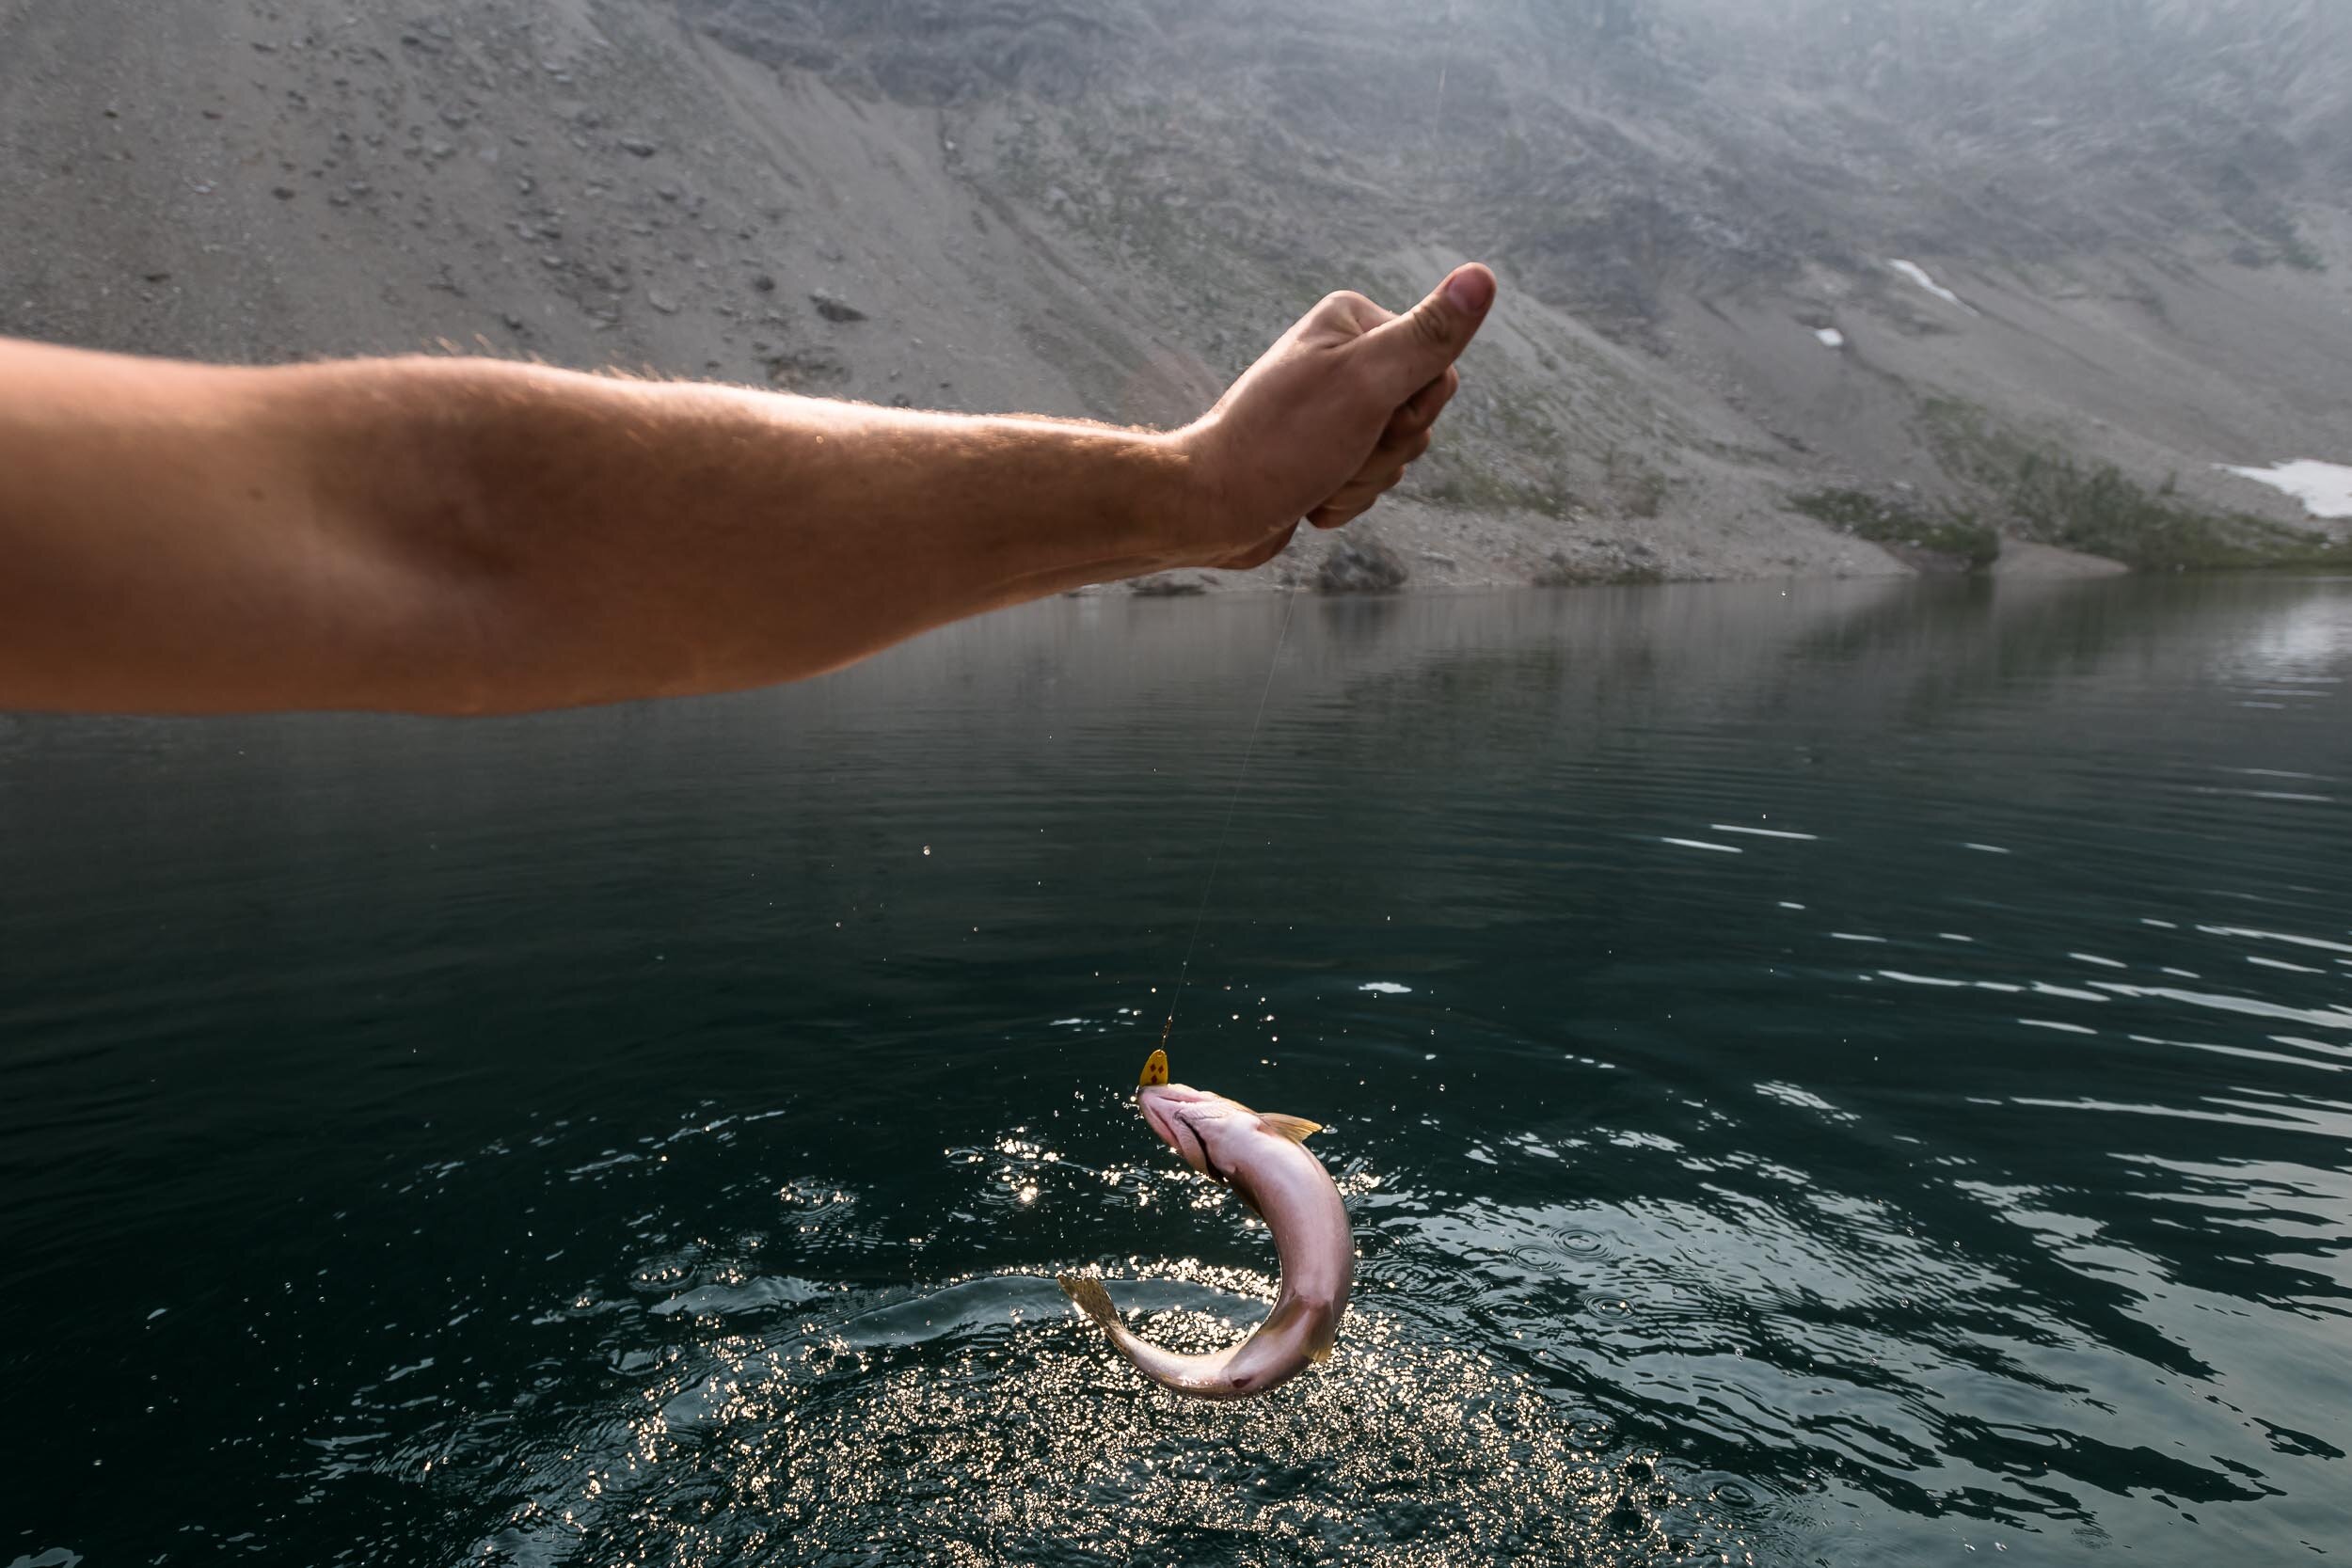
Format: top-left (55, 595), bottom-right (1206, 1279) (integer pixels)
top-left (6, 579), bottom-right (2351, 1563)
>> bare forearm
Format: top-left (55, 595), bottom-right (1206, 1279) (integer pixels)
top-left (0, 266), bottom-right (1492, 714)
top-left (0, 347), bottom-right (1199, 714)
top-left (309, 358), bottom-right (1202, 710)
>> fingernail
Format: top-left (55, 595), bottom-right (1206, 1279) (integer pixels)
top-left (1445, 268), bottom-right (1495, 314)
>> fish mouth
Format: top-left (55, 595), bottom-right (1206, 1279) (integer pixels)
top-left (1137, 1088), bottom-right (1175, 1148)
top-left (1136, 1083), bottom-right (1189, 1162)
top-left (1140, 1094), bottom-right (1207, 1172)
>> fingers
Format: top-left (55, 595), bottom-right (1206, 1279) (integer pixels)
top-left (1315, 290), bottom-right (1396, 337)
top-left (1307, 491), bottom-right (1388, 531)
top-left (1309, 407), bottom-right (1437, 531)
top-left (1357, 263), bottom-right (1496, 405)
top-left (1202, 269), bottom-right (1486, 557)
top-left (1384, 427), bottom-right (1435, 467)
top-left (1211, 520), bottom-right (1298, 569)
top-left (1311, 429), bottom-right (1427, 528)
top-left (1382, 366), bottom-right (1458, 446)
top-left (1357, 426), bottom-right (1432, 483)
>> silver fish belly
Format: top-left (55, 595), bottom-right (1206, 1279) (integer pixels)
top-left (1057, 1049), bottom-right (1351, 1401)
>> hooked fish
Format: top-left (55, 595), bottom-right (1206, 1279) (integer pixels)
top-left (1057, 1048), bottom-right (1351, 1400)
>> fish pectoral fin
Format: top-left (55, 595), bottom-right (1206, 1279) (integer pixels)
top-left (1257, 1113), bottom-right (1324, 1143)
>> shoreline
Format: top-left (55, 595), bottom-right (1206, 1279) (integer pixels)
top-left (1100, 498), bottom-right (2131, 596)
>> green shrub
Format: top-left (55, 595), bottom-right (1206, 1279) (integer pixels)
top-left (1920, 402), bottom-right (2352, 571)
top-left (1787, 488), bottom-right (2001, 568)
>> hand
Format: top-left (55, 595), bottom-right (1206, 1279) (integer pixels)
top-left (1174, 263), bottom-right (1497, 570)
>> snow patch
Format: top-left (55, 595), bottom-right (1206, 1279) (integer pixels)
top-left (2215, 459), bottom-right (2352, 520)
top-left (1887, 259), bottom-right (1977, 315)
top-left (1814, 327), bottom-right (1845, 348)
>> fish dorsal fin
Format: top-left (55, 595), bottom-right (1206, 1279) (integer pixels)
top-left (1258, 1113), bottom-right (1323, 1143)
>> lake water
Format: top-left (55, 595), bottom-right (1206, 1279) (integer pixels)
top-left (4, 577), bottom-right (2349, 1566)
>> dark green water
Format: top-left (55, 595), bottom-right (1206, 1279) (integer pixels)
top-left (4, 577), bottom-right (2350, 1566)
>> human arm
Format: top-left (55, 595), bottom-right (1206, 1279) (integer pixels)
top-left (0, 265), bottom-right (1494, 714)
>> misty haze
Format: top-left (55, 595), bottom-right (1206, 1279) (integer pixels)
top-left (3, 2), bottom-right (2348, 1565)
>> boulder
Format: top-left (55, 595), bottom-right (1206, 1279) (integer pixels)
top-left (1316, 535), bottom-right (1407, 594)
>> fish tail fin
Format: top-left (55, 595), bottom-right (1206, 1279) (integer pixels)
top-left (1057, 1273), bottom-right (1123, 1338)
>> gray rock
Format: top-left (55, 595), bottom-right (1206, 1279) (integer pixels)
top-left (764, 348), bottom-right (850, 389)
top-left (810, 291), bottom-right (866, 323)
top-left (619, 136), bottom-right (660, 158)
top-left (1316, 535), bottom-right (1407, 594)
top-left (646, 289), bottom-right (679, 314)
top-left (1129, 573), bottom-right (1208, 597)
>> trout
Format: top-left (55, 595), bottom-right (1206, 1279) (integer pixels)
top-left (1057, 1048), bottom-right (1351, 1400)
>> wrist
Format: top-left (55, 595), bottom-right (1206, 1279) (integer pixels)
top-left (1159, 417), bottom-right (1232, 569)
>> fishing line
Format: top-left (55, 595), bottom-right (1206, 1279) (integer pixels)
top-left (1156, 13), bottom-right (1457, 1050)
top-left (1157, 585), bottom-right (1297, 1050)
top-left (1431, 1), bottom-right (1454, 169)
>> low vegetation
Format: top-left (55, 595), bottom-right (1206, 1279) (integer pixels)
top-left (1787, 489), bottom-right (2001, 569)
top-left (1532, 553), bottom-right (1663, 588)
top-left (1920, 401), bottom-right (2352, 572)
top-left (1418, 466), bottom-right (1573, 517)
top-left (1604, 448), bottom-right (1670, 520)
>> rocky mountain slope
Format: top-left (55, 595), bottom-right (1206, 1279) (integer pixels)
top-left (3, 0), bottom-right (2345, 591)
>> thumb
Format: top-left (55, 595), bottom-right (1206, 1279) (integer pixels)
top-left (1359, 263), bottom-right (1497, 402)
